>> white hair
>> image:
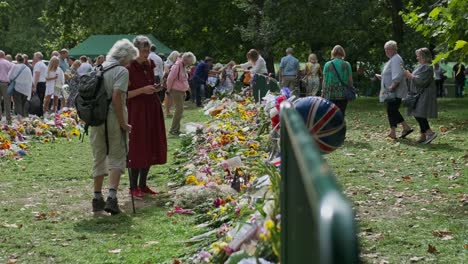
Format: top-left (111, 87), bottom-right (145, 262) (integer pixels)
top-left (182, 52), bottom-right (196, 65)
top-left (167, 51), bottom-right (180, 63)
top-left (106, 39), bottom-right (138, 64)
top-left (132, 35), bottom-right (152, 50)
top-left (34, 52), bottom-right (43, 59)
top-left (0, 50), bottom-right (4, 57)
top-left (384, 40), bottom-right (398, 51)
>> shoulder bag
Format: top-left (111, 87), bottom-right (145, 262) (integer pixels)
top-left (7, 65), bottom-right (27, 96)
top-left (330, 61), bottom-right (357, 100)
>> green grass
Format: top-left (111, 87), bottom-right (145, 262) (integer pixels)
top-left (1, 98), bottom-right (467, 263)
top-left (0, 103), bottom-right (209, 264)
top-left (327, 97), bottom-right (468, 263)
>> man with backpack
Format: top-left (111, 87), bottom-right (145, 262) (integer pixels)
top-left (76, 39), bottom-right (137, 214)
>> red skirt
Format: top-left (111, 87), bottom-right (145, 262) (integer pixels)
top-left (127, 93), bottom-right (167, 168)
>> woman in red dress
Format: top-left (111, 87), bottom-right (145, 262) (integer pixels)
top-left (126, 36), bottom-right (167, 198)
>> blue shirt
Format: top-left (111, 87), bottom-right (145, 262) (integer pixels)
top-left (280, 54), bottom-right (299, 76)
top-left (193, 62), bottom-right (211, 84)
top-left (59, 58), bottom-right (69, 72)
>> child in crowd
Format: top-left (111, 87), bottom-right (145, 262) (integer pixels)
top-left (44, 56), bottom-right (64, 114)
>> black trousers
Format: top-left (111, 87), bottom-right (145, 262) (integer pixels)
top-left (331, 99), bottom-right (348, 117)
top-left (415, 117), bottom-right (430, 133)
top-left (435, 79), bottom-right (444, 97)
top-left (386, 98), bottom-right (405, 128)
top-left (36, 82), bottom-right (46, 117)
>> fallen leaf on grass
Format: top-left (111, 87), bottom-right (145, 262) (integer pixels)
top-left (108, 249), bottom-right (121, 254)
top-left (7, 258), bottom-right (17, 264)
top-left (143, 241), bottom-right (159, 247)
top-left (439, 126), bottom-right (449, 133)
top-left (432, 228), bottom-right (452, 237)
top-left (172, 259), bottom-right (182, 264)
top-left (34, 213), bottom-right (47, 221)
top-left (402, 175), bottom-right (412, 183)
top-left (464, 243), bottom-right (468, 249)
top-left (447, 172), bottom-right (460, 180)
top-left (410, 256), bottom-right (425, 262)
top-left (460, 194), bottom-right (468, 206)
top-left (2, 223), bottom-right (22, 229)
top-left (441, 235), bottom-right (454, 241)
top-left (427, 244), bottom-right (438, 254)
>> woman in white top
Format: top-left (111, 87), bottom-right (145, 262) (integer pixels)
top-left (44, 56), bottom-right (64, 114)
top-left (233, 49), bottom-right (268, 76)
top-left (221, 61), bottom-right (237, 93)
top-left (8, 54), bottom-right (32, 118)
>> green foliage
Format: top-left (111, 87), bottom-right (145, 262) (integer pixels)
top-left (402, 0), bottom-right (468, 63)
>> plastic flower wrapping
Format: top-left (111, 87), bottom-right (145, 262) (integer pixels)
top-left (0, 108), bottom-right (82, 159)
top-left (171, 94), bottom-right (282, 263)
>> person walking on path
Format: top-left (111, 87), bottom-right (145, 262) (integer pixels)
top-left (452, 62), bottom-right (466, 97)
top-left (8, 54), bottom-right (32, 119)
top-left (404, 47), bottom-right (438, 144)
top-left (32, 52), bottom-right (48, 117)
top-left (278, 47), bottom-right (300, 91)
top-left (193, 57), bottom-right (214, 107)
top-left (0, 50), bottom-right (13, 124)
top-left (321, 45), bottom-right (354, 117)
top-left (376, 40), bottom-right (413, 140)
top-left (90, 39), bottom-right (136, 214)
top-left (304, 53), bottom-right (322, 96)
top-left (166, 52), bottom-right (196, 135)
top-left (126, 35), bottom-right (167, 198)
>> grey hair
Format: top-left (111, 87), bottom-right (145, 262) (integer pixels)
top-left (106, 39), bottom-right (138, 64)
top-left (34, 52), bottom-right (43, 59)
top-left (286, 47), bottom-right (294, 54)
top-left (132, 35), bottom-right (152, 50)
top-left (384, 40), bottom-right (398, 51)
top-left (0, 50), bottom-right (4, 57)
top-left (182, 52), bottom-right (196, 65)
top-left (416, 47), bottom-right (432, 64)
top-left (167, 51), bottom-right (180, 63)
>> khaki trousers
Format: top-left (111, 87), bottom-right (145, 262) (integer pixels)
top-left (281, 76), bottom-right (297, 90)
top-left (0, 83), bottom-right (12, 122)
top-left (169, 90), bottom-right (186, 133)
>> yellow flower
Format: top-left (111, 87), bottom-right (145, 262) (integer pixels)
top-left (265, 220), bottom-right (275, 230)
top-left (185, 175), bottom-right (197, 185)
top-left (259, 233), bottom-right (267, 241)
top-left (71, 128), bottom-right (80, 136)
top-left (219, 205), bottom-right (227, 214)
top-left (226, 235), bottom-right (233, 242)
top-left (19, 143), bottom-right (28, 149)
top-left (226, 195), bottom-right (234, 202)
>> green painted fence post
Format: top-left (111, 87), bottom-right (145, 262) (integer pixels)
top-left (279, 101), bottom-right (359, 264)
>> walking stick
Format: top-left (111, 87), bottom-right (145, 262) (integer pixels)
top-left (124, 131), bottom-right (136, 214)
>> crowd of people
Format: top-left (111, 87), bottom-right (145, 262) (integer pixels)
top-left (1, 36), bottom-right (467, 214)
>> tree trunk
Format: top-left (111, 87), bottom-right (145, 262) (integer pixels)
top-left (390, 0), bottom-right (404, 43)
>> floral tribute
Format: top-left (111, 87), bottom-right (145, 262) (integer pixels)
top-left (0, 109), bottom-right (82, 159)
top-left (169, 94), bottom-right (286, 263)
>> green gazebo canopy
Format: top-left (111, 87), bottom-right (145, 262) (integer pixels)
top-left (69, 34), bottom-right (172, 58)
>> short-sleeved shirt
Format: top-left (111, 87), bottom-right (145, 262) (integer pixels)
top-left (280, 54), bottom-right (299, 76)
top-left (322, 58), bottom-right (352, 100)
top-left (240, 56), bottom-right (268, 75)
top-left (0, 58), bottom-right (12, 82)
top-left (77, 62), bottom-right (93, 76)
top-left (149, 52), bottom-right (164, 80)
top-left (33, 60), bottom-right (48, 83)
top-left (102, 60), bottom-right (129, 113)
top-left (59, 58), bottom-right (69, 72)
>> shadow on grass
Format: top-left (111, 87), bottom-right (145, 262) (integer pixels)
top-left (73, 213), bottom-right (133, 234)
top-left (399, 140), bottom-right (464, 152)
top-left (343, 140), bottom-right (373, 150)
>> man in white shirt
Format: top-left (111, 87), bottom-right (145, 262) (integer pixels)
top-left (148, 45), bottom-right (164, 83)
top-left (0, 50), bottom-right (13, 123)
top-left (32, 52), bottom-right (48, 117)
top-left (77, 56), bottom-right (93, 76)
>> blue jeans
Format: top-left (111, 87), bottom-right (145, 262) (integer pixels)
top-left (195, 82), bottom-right (204, 106)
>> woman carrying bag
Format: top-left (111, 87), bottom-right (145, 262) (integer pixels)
top-left (403, 47), bottom-right (438, 144)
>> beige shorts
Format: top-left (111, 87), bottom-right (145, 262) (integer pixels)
top-left (90, 110), bottom-right (128, 177)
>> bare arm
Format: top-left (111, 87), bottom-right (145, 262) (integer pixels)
top-left (112, 89), bottom-right (131, 132)
top-left (127, 85), bottom-right (157, 99)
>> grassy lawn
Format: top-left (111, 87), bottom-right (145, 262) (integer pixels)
top-left (1, 98), bottom-right (467, 263)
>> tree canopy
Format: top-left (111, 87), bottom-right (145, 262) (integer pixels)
top-left (2, 0), bottom-right (461, 74)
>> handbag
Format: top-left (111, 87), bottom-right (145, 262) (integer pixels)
top-left (7, 65), bottom-right (27, 96)
top-left (402, 92), bottom-right (420, 109)
top-left (330, 61), bottom-right (357, 100)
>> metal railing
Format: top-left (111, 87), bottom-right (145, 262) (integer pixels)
top-left (280, 102), bottom-right (359, 264)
